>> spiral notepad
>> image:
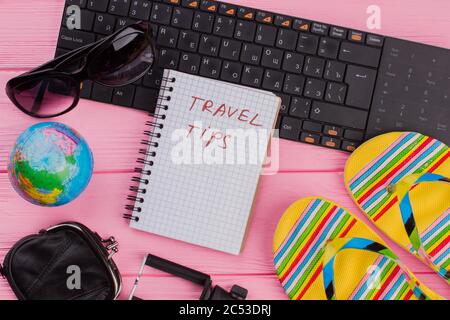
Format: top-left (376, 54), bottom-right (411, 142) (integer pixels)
top-left (124, 70), bottom-right (280, 254)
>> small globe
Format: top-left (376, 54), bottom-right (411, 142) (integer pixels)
top-left (8, 122), bottom-right (94, 206)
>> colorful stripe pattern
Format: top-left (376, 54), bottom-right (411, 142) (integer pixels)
top-left (273, 198), bottom-right (426, 300)
top-left (348, 256), bottom-right (413, 300)
top-left (394, 173), bottom-right (450, 280)
top-left (348, 132), bottom-right (450, 280)
top-left (411, 208), bottom-right (450, 279)
top-left (322, 237), bottom-right (427, 300)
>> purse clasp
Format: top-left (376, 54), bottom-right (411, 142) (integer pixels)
top-left (102, 237), bottom-right (119, 259)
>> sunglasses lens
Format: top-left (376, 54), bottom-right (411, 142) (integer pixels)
top-left (12, 77), bottom-right (77, 117)
top-left (89, 25), bottom-right (155, 86)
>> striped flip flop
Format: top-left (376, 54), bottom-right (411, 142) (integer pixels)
top-left (273, 197), bottom-right (442, 300)
top-left (344, 132), bottom-right (449, 282)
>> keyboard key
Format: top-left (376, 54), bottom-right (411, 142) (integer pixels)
top-left (178, 31), bottom-right (200, 52)
top-left (112, 85), bottom-right (135, 107)
top-left (115, 17), bottom-right (133, 31)
top-left (58, 28), bottom-right (95, 50)
top-left (339, 42), bottom-right (381, 68)
top-left (297, 33), bottom-right (319, 54)
top-left (348, 30), bottom-right (365, 43)
top-left (219, 3), bottom-right (237, 16)
top-left (220, 39), bottom-right (241, 61)
top-left (276, 29), bottom-right (298, 51)
top-left (311, 101), bottom-right (368, 129)
top-left (277, 94), bottom-right (291, 114)
top-left (366, 34), bottom-right (384, 47)
top-left (164, 0), bottom-right (181, 4)
top-left (94, 13), bottom-right (116, 35)
top-left (178, 30), bottom-right (200, 52)
top-left (240, 44), bottom-right (262, 65)
top-left (324, 60), bottom-right (346, 82)
top-left (274, 15), bottom-right (292, 28)
top-left (318, 37), bottom-right (340, 59)
top-left (262, 70), bottom-right (284, 92)
top-left (63, 9), bottom-right (95, 31)
top-left (200, 0), bottom-right (218, 12)
top-left (134, 87), bottom-right (159, 112)
top-left (143, 68), bottom-right (164, 88)
top-left (213, 16), bottom-right (236, 38)
top-left (304, 78), bottom-right (325, 99)
top-left (192, 11), bottom-right (214, 33)
top-left (200, 56), bottom-right (222, 78)
top-left (221, 61), bottom-right (243, 83)
top-left (321, 136), bottom-right (340, 149)
top-left (289, 97), bottom-right (311, 118)
top-left (311, 22), bottom-right (329, 35)
top-left (303, 56), bottom-right (325, 78)
top-left (282, 52), bottom-right (304, 74)
top-left (330, 26), bottom-right (347, 39)
top-left (303, 120), bottom-right (322, 133)
top-left (158, 49), bottom-right (180, 69)
top-left (342, 140), bottom-right (360, 152)
top-left (88, 0), bottom-right (109, 12)
top-left (172, 7), bottom-right (194, 29)
top-left (261, 47), bottom-right (283, 69)
top-left (237, 7), bottom-right (255, 20)
top-left (280, 117), bottom-right (302, 140)
top-left (108, 0), bottom-right (131, 16)
top-left (256, 11), bottom-right (273, 24)
top-left (283, 74), bottom-right (305, 95)
top-left (323, 125), bottom-right (343, 137)
top-left (345, 65), bottom-right (377, 109)
top-left (182, 0), bottom-right (199, 9)
top-left (199, 34), bottom-right (221, 56)
top-left (157, 26), bottom-right (179, 48)
top-left (325, 82), bottom-right (347, 104)
top-left (92, 83), bottom-right (113, 103)
top-left (344, 129), bottom-right (364, 141)
top-left (234, 20), bottom-right (256, 42)
top-left (241, 65), bottom-right (264, 87)
top-left (151, 3), bottom-right (173, 25)
top-left (129, 0), bottom-right (152, 20)
top-left (255, 24), bottom-right (277, 46)
top-left (293, 19), bottom-right (310, 32)
top-left (300, 132), bottom-right (320, 144)
top-left (179, 53), bottom-right (201, 74)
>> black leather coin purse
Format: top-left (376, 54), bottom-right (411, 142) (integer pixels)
top-left (0, 222), bottom-right (121, 300)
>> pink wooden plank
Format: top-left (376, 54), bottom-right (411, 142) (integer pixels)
top-left (1, 172), bottom-right (448, 299)
top-left (2, 272), bottom-right (448, 300)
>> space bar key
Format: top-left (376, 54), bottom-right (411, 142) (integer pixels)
top-left (311, 102), bottom-right (368, 130)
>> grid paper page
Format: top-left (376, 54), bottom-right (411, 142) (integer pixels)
top-left (130, 70), bottom-right (280, 254)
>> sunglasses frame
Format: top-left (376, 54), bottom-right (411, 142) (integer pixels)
top-left (6, 21), bottom-right (156, 118)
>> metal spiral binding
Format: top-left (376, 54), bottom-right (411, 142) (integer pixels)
top-left (123, 76), bottom-right (175, 222)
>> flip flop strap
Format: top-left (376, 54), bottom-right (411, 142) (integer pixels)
top-left (388, 172), bottom-right (449, 280)
top-left (322, 237), bottom-right (429, 300)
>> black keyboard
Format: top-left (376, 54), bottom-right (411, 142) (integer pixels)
top-left (56, 0), bottom-right (450, 151)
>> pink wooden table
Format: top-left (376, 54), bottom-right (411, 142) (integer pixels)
top-left (0, 0), bottom-right (449, 300)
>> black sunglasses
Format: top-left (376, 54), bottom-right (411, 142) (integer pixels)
top-left (6, 21), bottom-right (156, 118)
